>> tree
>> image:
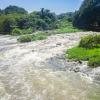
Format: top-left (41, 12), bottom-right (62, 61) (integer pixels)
top-left (73, 0), bottom-right (100, 30)
top-left (29, 9), bottom-right (57, 30)
top-left (58, 12), bottom-right (74, 22)
top-left (0, 16), bottom-right (15, 34)
top-left (4, 5), bottom-right (27, 14)
top-left (17, 16), bottom-right (29, 29)
top-left (0, 9), bottom-right (2, 15)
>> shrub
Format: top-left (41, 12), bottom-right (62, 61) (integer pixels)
top-left (21, 28), bottom-right (33, 34)
top-left (18, 32), bottom-right (47, 43)
top-left (18, 34), bottom-right (32, 42)
top-left (79, 34), bottom-right (100, 49)
top-left (11, 28), bottom-right (22, 36)
top-left (88, 56), bottom-right (100, 68)
top-left (32, 33), bottom-right (47, 41)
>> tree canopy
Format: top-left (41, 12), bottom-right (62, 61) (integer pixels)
top-left (2, 5), bottom-right (27, 14)
top-left (0, 6), bottom-right (58, 34)
top-left (0, 5), bottom-right (73, 34)
top-left (73, 0), bottom-right (100, 30)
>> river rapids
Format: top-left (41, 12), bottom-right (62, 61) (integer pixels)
top-left (0, 32), bottom-right (100, 100)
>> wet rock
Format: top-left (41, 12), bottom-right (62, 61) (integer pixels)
top-left (56, 42), bottom-right (62, 46)
top-left (73, 67), bottom-right (80, 72)
top-left (78, 60), bottom-right (82, 64)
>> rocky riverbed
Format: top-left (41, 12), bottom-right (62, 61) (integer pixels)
top-left (0, 32), bottom-right (100, 100)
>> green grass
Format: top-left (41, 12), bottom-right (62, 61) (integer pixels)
top-left (88, 56), bottom-right (100, 68)
top-left (18, 33), bottom-right (47, 43)
top-left (31, 33), bottom-right (47, 41)
top-left (67, 34), bottom-right (100, 68)
top-left (56, 18), bottom-right (81, 33)
top-left (67, 47), bottom-right (100, 68)
top-left (56, 27), bottom-right (81, 33)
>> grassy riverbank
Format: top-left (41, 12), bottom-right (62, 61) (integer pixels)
top-left (67, 34), bottom-right (100, 68)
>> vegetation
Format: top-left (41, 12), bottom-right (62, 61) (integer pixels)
top-left (88, 56), bottom-right (100, 68)
top-left (18, 34), bottom-right (32, 42)
top-left (55, 17), bottom-right (81, 33)
top-left (56, 27), bottom-right (81, 33)
top-left (73, 0), bottom-right (100, 30)
top-left (32, 33), bottom-right (47, 41)
top-left (18, 33), bottom-right (47, 42)
top-left (79, 34), bottom-right (100, 49)
top-left (11, 28), bottom-right (22, 35)
top-left (0, 6), bottom-right (58, 34)
top-left (67, 34), bottom-right (100, 68)
top-left (11, 28), bottom-right (33, 36)
top-left (0, 5), bottom-right (81, 35)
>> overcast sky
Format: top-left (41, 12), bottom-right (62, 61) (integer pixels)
top-left (0, 0), bottom-right (83, 14)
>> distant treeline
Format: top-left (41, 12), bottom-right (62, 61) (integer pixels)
top-left (0, 5), bottom-right (73, 34)
top-left (1, 0), bottom-right (100, 35)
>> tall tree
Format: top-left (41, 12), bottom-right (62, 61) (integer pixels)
top-left (73, 0), bottom-right (100, 30)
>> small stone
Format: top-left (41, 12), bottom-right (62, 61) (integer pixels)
top-left (78, 60), bottom-right (82, 64)
top-left (56, 42), bottom-right (62, 46)
top-left (32, 50), bottom-right (34, 52)
top-left (74, 67), bottom-right (80, 72)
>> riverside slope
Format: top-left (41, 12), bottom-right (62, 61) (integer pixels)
top-left (0, 32), bottom-right (100, 100)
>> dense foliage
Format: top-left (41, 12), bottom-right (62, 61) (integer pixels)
top-left (0, 5), bottom-right (75, 34)
top-left (18, 34), bottom-right (32, 42)
top-left (79, 34), bottom-right (100, 49)
top-left (0, 6), bottom-right (56, 34)
top-left (0, 13), bottom-right (26, 34)
top-left (73, 0), bottom-right (100, 30)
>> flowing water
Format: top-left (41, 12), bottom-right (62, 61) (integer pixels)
top-left (0, 33), bottom-right (100, 100)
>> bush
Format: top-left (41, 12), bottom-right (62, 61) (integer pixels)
top-left (12, 28), bottom-right (33, 36)
top-left (18, 32), bottom-right (47, 43)
top-left (88, 56), bottom-right (100, 68)
top-left (79, 34), bottom-right (100, 49)
top-left (0, 15), bottom-right (16, 34)
top-left (18, 34), bottom-right (32, 42)
top-left (32, 33), bottom-right (47, 41)
top-left (21, 28), bottom-right (33, 34)
top-left (11, 28), bottom-right (22, 36)
top-left (25, 28), bottom-right (33, 34)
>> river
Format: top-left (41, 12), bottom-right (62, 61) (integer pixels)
top-left (0, 32), bottom-right (100, 100)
